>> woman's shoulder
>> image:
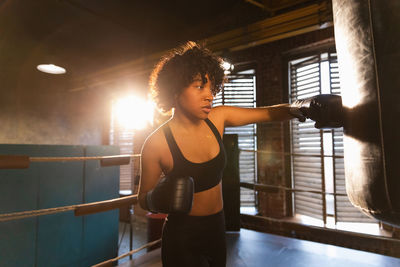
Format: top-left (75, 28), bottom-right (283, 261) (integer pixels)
top-left (208, 106), bottom-right (226, 135)
top-left (209, 105), bottom-right (230, 119)
top-left (141, 122), bottom-right (168, 156)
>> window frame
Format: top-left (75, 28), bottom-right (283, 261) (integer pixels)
top-left (214, 64), bottom-right (258, 209)
top-left (283, 43), bottom-right (376, 226)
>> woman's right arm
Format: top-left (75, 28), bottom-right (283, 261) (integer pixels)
top-left (138, 136), bottom-right (163, 210)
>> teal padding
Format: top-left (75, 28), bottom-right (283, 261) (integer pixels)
top-left (82, 146), bottom-right (120, 267)
top-left (0, 145), bottom-right (43, 267)
top-left (0, 144), bottom-right (120, 267)
top-left (35, 146), bottom-right (84, 267)
top-left (0, 219), bottom-right (36, 267)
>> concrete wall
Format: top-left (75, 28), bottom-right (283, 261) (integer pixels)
top-left (0, 61), bottom-right (109, 145)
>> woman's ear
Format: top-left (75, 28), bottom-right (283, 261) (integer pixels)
top-left (172, 96), bottom-right (179, 112)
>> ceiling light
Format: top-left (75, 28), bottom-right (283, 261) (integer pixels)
top-left (36, 64), bottom-right (66, 74)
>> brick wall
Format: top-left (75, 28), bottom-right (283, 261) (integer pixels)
top-left (228, 27), bottom-right (334, 218)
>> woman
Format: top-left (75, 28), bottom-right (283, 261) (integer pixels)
top-left (138, 41), bottom-right (338, 266)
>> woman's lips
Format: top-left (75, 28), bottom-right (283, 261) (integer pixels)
top-left (202, 106), bottom-right (211, 113)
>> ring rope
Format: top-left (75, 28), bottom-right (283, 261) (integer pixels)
top-left (0, 195), bottom-right (138, 222)
top-left (30, 154), bottom-right (141, 162)
top-left (92, 238), bottom-right (162, 267)
top-left (0, 154), bottom-right (141, 169)
top-left (0, 205), bottom-right (78, 222)
top-left (240, 149), bottom-right (344, 159)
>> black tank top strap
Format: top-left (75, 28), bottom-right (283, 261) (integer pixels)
top-left (162, 124), bottom-right (184, 163)
top-left (204, 118), bottom-right (222, 142)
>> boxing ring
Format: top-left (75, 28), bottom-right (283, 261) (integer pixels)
top-left (1, 0), bottom-right (400, 265)
top-left (1, 143), bottom-right (398, 267)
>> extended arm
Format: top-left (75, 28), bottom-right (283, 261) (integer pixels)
top-left (212, 94), bottom-right (343, 129)
top-left (212, 104), bottom-right (293, 128)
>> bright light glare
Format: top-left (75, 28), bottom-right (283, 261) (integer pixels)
top-left (334, 25), bottom-right (362, 109)
top-left (222, 61), bottom-right (232, 70)
top-left (37, 64), bottom-right (66, 74)
top-left (113, 95), bottom-right (154, 130)
top-left (222, 61), bottom-right (234, 74)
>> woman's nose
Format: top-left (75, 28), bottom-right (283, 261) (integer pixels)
top-left (204, 88), bottom-right (213, 101)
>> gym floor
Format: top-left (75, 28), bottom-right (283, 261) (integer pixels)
top-left (117, 216), bottom-right (149, 265)
top-left (117, 217), bottom-right (400, 267)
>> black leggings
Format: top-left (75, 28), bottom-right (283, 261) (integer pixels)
top-left (161, 210), bottom-right (226, 267)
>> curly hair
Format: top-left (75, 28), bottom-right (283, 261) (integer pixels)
top-left (149, 41), bottom-right (225, 114)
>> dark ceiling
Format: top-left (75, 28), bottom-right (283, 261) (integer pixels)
top-left (1, 0), bottom-right (273, 78)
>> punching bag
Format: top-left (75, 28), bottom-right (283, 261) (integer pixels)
top-left (332, 0), bottom-right (400, 226)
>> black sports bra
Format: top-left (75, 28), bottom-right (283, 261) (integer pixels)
top-left (163, 118), bottom-right (226, 193)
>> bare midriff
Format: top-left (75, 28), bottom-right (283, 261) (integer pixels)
top-left (189, 182), bottom-right (223, 216)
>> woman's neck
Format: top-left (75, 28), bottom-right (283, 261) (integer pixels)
top-left (170, 109), bottom-right (204, 130)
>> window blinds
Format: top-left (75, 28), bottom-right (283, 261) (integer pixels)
top-left (289, 52), bottom-right (375, 223)
top-left (290, 55), bottom-right (324, 220)
top-left (214, 70), bottom-right (257, 207)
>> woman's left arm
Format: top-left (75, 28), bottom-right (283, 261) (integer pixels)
top-left (212, 104), bottom-right (294, 127)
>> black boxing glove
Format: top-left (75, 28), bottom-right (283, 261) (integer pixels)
top-left (289, 94), bottom-right (343, 129)
top-left (145, 175), bottom-right (194, 214)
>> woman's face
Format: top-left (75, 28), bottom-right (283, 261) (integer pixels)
top-left (175, 74), bottom-right (214, 120)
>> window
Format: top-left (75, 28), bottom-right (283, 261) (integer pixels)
top-left (110, 99), bottom-right (134, 191)
top-left (289, 51), bottom-right (377, 232)
top-left (110, 95), bottom-right (154, 192)
top-left (213, 69), bottom-right (257, 208)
